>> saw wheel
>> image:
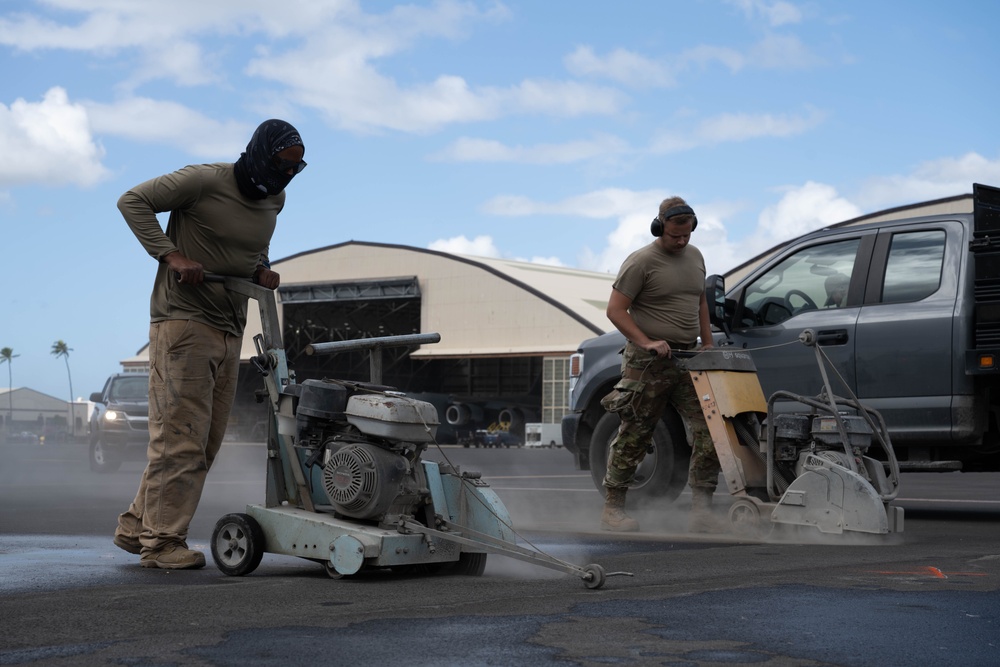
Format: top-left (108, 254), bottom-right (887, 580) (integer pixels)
top-left (728, 499), bottom-right (772, 540)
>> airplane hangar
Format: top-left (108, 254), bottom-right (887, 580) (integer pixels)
top-left (126, 241), bottom-right (617, 442)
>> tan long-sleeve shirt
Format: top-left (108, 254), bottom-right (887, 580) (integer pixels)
top-left (118, 163), bottom-right (283, 336)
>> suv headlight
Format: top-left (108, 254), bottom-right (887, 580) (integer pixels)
top-left (104, 410), bottom-right (122, 422)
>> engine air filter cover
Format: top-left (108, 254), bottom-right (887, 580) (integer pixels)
top-left (297, 380), bottom-right (349, 421)
top-left (345, 394), bottom-right (439, 442)
top-left (771, 413), bottom-right (811, 440)
top-left (811, 414), bottom-right (873, 450)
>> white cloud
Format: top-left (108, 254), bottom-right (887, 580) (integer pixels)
top-left (677, 44), bottom-right (746, 73)
top-left (725, 0), bottom-right (803, 27)
top-left (563, 24), bottom-right (817, 91)
top-left (84, 98), bottom-right (253, 158)
top-left (249, 41), bottom-right (626, 134)
top-left (237, 0), bottom-right (624, 134)
top-left (483, 188), bottom-right (665, 220)
top-left (755, 181), bottom-right (861, 248)
top-left (0, 1), bottom-right (343, 51)
top-left (4, 1), bottom-right (596, 135)
top-left (563, 43), bottom-right (746, 89)
top-left (123, 41), bottom-right (223, 90)
top-left (675, 32), bottom-right (820, 73)
top-left (747, 33), bottom-right (821, 69)
top-left (697, 107), bottom-right (825, 142)
top-left (428, 234), bottom-right (501, 258)
top-left (651, 107), bottom-right (825, 153)
top-left (564, 45), bottom-right (675, 88)
top-left (858, 153), bottom-right (1000, 209)
top-left (431, 134), bottom-right (629, 164)
top-left (0, 87), bottom-right (109, 187)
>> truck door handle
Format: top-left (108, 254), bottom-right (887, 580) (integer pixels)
top-left (816, 329), bottom-right (849, 346)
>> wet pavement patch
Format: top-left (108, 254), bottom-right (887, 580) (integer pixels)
top-left (571, 585), bottom-right (998, 667)
top-left (0, 641), bottom-right (117, 665)
top-left (182, 618), bottom-right (562, 666)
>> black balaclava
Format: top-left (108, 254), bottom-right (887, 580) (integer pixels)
top-left (233, 119), bottom-right (305, 200)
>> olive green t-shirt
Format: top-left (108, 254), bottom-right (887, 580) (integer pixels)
top-left (612, 241), bottom-right (706, 343)
top-left (118, 163), bottom-right (283, 336)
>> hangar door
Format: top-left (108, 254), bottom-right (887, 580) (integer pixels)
top-left (278, 277), bottom-right (425, 386)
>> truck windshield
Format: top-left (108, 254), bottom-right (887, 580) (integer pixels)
top-left (111, 377), bottom-right (149, 401)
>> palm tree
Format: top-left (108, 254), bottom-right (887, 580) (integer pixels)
top-left (52, 340), bottom-right (74, 434)
top-left (0, 347), bottom-right (18, 435)
top-left (51, 340), bottom-right (74, 400)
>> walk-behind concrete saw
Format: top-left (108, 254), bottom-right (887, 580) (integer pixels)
top-left (678, 330), bottom-right (904, 539)
top-left (208, 277), bottom-right (617, 588)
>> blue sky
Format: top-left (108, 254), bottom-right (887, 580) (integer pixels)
top-left (2, 0), bottom-right (999, 402)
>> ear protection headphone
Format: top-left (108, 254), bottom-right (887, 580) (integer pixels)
top-left (651, 205), bottom-right (698, 236)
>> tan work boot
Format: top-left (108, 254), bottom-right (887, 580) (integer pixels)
top-left (601, 487), bottom-right (640, 532)
top-left (113, 533), bottom-right (142, 555)
top-left (140, 544), bottom-right (207, 570)
top-left (688, 487), bottom-right (728, 533)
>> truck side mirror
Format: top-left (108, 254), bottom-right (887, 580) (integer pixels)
top-left (705, 274), bottom-right (732, 340)
top-left (705, 274), bottom-right (726, 323)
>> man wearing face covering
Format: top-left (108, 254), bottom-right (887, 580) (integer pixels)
top-left (113, 119), bottom-right (306, 569)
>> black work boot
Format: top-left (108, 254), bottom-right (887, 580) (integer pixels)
top-left (601, 487), bottom-right (640, 532)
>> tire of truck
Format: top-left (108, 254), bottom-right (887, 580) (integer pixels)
top-left (90, 438), bottom-right (124, 474)
top-left (588, 412), bottom-right (690, 504)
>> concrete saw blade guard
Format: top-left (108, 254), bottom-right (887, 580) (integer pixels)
top-left (770, 454), bottom-right (889, 534)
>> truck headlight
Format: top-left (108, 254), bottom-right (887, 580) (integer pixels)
top-left (104, 410), bottom-right (122, 422)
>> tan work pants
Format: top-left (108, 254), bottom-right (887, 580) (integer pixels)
top-left (117, 320), bottom-right (241, 553)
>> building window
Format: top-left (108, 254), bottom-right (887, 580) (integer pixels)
top-left (542, 356), bottom-right (571, 424)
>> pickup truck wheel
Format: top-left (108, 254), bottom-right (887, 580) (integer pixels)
top-left (589, 412), bottom-right (689, 504)
top-left (89, 439), bottom-right (123, 473)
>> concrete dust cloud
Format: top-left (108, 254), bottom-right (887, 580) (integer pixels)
top-left (0, 439), bottom-right (267, 540)
top-left (2, 435), bottom-right (898, 578)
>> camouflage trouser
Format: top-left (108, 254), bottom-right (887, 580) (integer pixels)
top-left (601, 341), bottom-right (719, 491)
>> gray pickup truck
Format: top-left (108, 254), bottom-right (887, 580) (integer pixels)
top-left (562, 183), bottom-right (1000, 502)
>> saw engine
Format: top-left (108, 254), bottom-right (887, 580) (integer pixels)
top-left (287, 378), bottom-right (440, 523)
top-left (767, 412), bottom-right (894, 495)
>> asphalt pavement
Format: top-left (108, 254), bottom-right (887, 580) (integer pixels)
top-left (1, 441), bottom-right (998, 666)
